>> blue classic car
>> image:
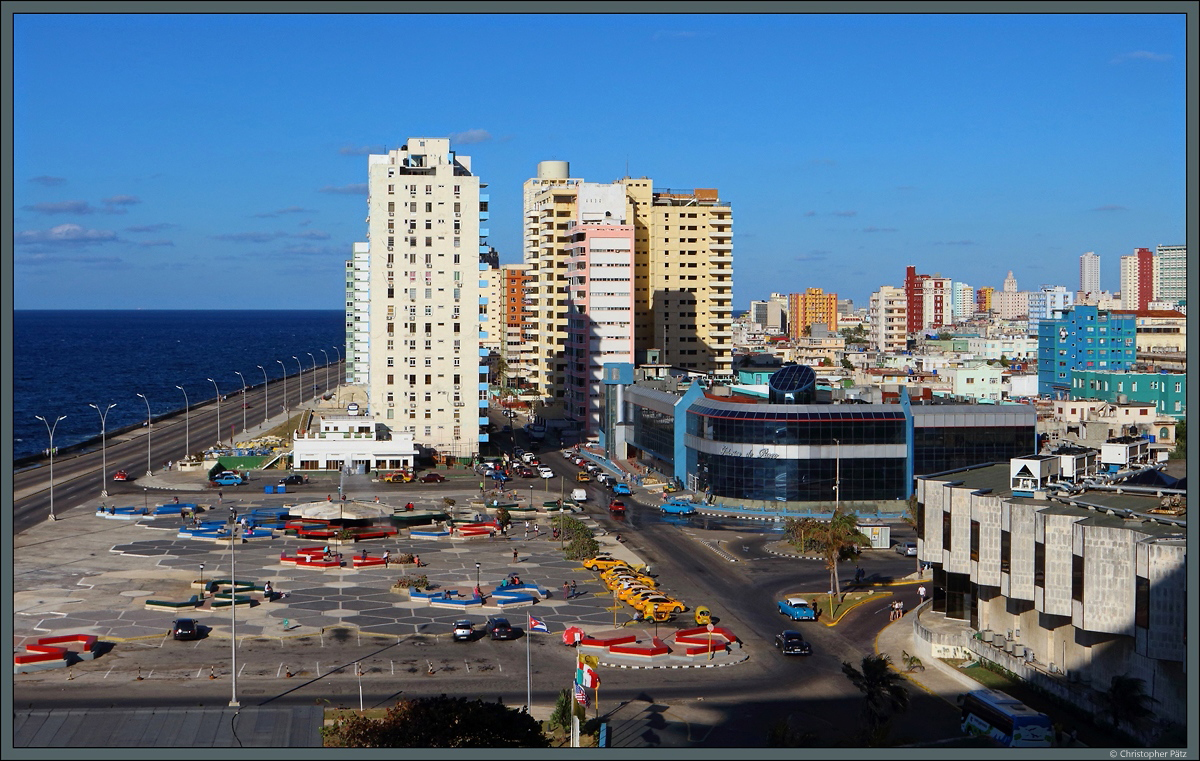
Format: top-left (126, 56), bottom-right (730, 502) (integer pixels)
top-left (777, 596), bottom-right (817, 621)
top-left (660, 498), bottom-right (697, 516)
top-left (612, 483), bottom-right (632, 496)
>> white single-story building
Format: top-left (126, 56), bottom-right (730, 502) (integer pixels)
top-left (292, 406), bottom-right (416, 473)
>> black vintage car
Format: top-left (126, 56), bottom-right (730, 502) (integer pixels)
top-left (774, 630), bottom-right (812, 656)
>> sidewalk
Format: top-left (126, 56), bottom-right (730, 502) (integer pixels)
top-left (874, 599), bottom-right (981, 701)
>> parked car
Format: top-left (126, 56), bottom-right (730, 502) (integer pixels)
top-left (515, 465), bottom-right (536, 478)
top-left (513, 448), bottom-right (526, 459)
top-left (170, 618), bottom-right (201, 641)
top-left (419, 472), bottom-right (446, 483)
top-left (570, 488), bottom-right (588, 502)
top-left (489, 471), bottom-right (511, 483)
top-left (777, 596), bottom-right (817, 621)
top-left (112, 469), bottom-right (132, 482)
top-left (608, 499), bottom-right (627, 514)
top-left (583, 554), bottom-right (624, 572)
top-left (279, 474), bottom-right (306, 486)
top-left (452, 620), bottom-right (475, 642)
top-left (485, 616), bottom-right (518, 640)
top-left (211, 472), bottom-right (247, 486)
top-left (538, 466), bottom-right (554, 479)
top-left (612, 483), bottom-right (632, 496)
top-left (381, 471), bottom-right (413, 483)
top-left (595, 473), bottom-right (615, 487)
top-left (895, 542), bottom-right (917, 556)
top-left (775, 630), bottom-right (813, 655)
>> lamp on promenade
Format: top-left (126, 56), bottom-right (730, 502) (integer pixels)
top-left (256, 365), bottom-right (268, 426)
top-left (207, 378), bottom-right (222, 447)
top-left (307, 353), bottom-right (317, 400)
top-left (234, 371), bottom-right (248, 434)
top-left (136, 392), bottom-right (153, 476)
top-left (475, 562), bottom-right (481, 590)
top-left (276, 360), bottom-right (287, 416)
top-left (320, 350), bottom-right (330, 398)
top-left (175, 385), bottom-right (190, 460)
top-left (227, 506), bottom-right (240, 707)
top-left (292, 356), bottom-right (303, 406)
top-left (332, 345), bottom-right (342, 385)
top-left (35, 414), bottom-right (66, 521)
top-left (89, 402), bottom-right (116, 498)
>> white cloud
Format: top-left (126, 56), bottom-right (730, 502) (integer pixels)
top-left (319, 183), bottom-right (368, 195)
top-left (1111, 50), bottom-right (1172, 64)
top-left (103, 194), bottom-right (140, 206)
top-left (15, 223), bottom-right (119, 245)
top-left (29, 175), bottom-right (66, 186)
top-left (23, 200), bottom-right (95, 215)
top-left (449, 129), bottom-right (492, 145)
top-left (339, 144), bottom-right (385, 155)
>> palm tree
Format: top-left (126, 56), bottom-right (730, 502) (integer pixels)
top-left (810, 510), bottom-right (869, 602)
top-left (904, 494), bottom-right (922, 574)
top-left (841, 653), bottom-right (909, 739)
top-left (1100, 674), bottom-right (1158, 732)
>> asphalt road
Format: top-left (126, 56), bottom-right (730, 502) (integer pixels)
top-left (13, 362), bottom-right (343, 534)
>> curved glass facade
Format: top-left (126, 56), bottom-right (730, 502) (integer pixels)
top-left (687, 405), bottom-right (905, 446)
top-left (695, 451), bottom-right (907, 502)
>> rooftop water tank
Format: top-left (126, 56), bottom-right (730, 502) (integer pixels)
top-left (537, 160), bottom-right (569, 179)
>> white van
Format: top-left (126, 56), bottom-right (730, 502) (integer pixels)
top-left (571, 488), bottom-right (588, 502)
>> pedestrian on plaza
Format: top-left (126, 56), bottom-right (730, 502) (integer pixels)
top-left (218, 490), bottom-right (223, 503)
top-left (413, 555), bottom-right (421, 567)
top-left (383, 550), bottom-right (390, 568)
top-left (405, 502), bottom-right (414, 512)
top-left (889, 601), bottom-right (897, 621)
top-left (327, 494), bottom-right (332, 502)
top-left (563, 581), bottom-right (570, 599)
top-left (323, 544), bottom-right (331, 559)
top-left (570, 580), bottom-right (578, 598)
top-left (361, 549), bottom-right (368, 561)
top-left (898, 600), bottom-right (905, 617)
top-left (918, 585), bottom-right (927, 604)
top-left (173, 495), bottom-right (179, 504)
top-left (264, 581), bottom-right (273, 601)
top-left (513, 548), bottom-right (519, 562)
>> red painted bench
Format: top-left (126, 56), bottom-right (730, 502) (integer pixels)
top-left (351, 556), bottom-right (388, 568)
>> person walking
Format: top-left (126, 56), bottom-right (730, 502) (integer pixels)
top-left (512, 548), bottom-right (519, 563)
top-left (570, 580), bottom-right (578, 598)
top-left (413, 554), bottom-right (421, 567)
top-left (562, 581), bottom-right (570, 600)
top-left (383, 550), bottom-right (391, 568)
top-left (898, 599), bottom-right (905, 617)
top-left (918, 585), bottom-right (927, 604)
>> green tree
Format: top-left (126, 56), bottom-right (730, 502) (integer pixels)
top-left (495, 505), bottom-right (512, 530)
top-left (841, 654), bottom-right (909, 743)
top-left (1100, 674), bottom-right (1158, 732)
top-left (903, 494), bottom-right (922, 573)
top-left (783, 517), bottom-right (822, 553)
top-left (323, 695), bottom-right (549, 747)
top-left (840, 324), bottom-right (869, 345)
top-left (811, 510), bottom-right (870, 602)
top-left (841, 357), bottom-right (855, 370)
top-left (1169, 418), bottom-right (1185, 460)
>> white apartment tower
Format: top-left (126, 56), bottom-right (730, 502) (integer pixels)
top-left (1079, 251), bottom-right (1100, 297)
top-left (1153, 244), bottom-right (1186, 304)
top-left (345, 241), bottom-right (371, 385)
top-left (869, 285), bottom-right (907, 353)
top-left (364, 138), bottom-right (488, 461)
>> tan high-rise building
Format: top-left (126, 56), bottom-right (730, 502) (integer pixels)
top-left (365, 138), bottom-right (486, 461)
top-left (788, 288), bottom-right (838, 338)
top-left (870, 285), bottom-right (907, 353)
top-left (523, 163), bottom-right (734, 411)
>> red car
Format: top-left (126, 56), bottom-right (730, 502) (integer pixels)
top-left (608, 499), bottom-right (627, 514)
top-left (113, 469), bottom-right (131, 482)
top-left (419, 473), bottom-right (446, 483)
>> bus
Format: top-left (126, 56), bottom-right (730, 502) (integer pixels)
top-left (959, 689), bottom-right (1054, 747)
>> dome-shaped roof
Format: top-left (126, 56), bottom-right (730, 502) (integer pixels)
top-left (769, 364), bottom-right (816, 395)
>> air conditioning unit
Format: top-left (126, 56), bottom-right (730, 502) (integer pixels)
top-left (388, 402), bottom-right (394, 407)
top-left (454, 212), bottom-right (461, 218)
top-left (454, 402), bottom-right (464, 407)
top-left (453, 385), bottom-right (460, 390)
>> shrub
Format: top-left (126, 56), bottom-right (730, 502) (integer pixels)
top-left (393, 574), bottom-right (428, 589)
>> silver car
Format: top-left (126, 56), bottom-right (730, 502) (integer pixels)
top-left (895, 542), bottom-right (917, 556)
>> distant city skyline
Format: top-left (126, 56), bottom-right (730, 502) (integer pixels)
top-left (13, 11), bottom-right (1187, 310)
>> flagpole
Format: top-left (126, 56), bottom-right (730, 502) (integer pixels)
top-left (526, 614), bottom-right (532, 713)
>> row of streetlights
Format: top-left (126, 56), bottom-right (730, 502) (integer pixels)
top-left (35, 346), bottom-right (344, 521)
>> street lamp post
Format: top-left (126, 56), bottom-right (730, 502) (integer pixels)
top-left (475, 562), bottom-right (481, 592)
top-left (276, 360), bottom-right (287, 416)
top-left (320, 350), bottom-right (330, 398)
top-left (89, 402), bottom-right (116, 498)
top-left (234, 371), bottom-right (248, 433)
top-left (199, 563), bottom-right (205, 595)
top-left (256, 365), bottom-right (269, 426)
top-left (35, 414), bottom-right (67, 521)
top-left (175, 385), bottom-right (190, 460)
top-left (332, 346), bottom-right (342, 387)
top-left (307, 352), bottom-right (317, 400)
top-left (135, 393), bottom-right (153, 476)
top-left (292, 356), bottom-right (303, 405)
top-left (207, 378), bottom-right (222, 447)
top-left (228, 506), bottom-right (240, 707)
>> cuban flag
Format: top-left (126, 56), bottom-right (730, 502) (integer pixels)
top-left (528, 614), bottom-right (549, 633)
top-left (574, 682), bottom-right (589, 707)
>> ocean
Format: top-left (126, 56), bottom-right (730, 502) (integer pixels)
top-left (12, 310), bottom-right (345, 463)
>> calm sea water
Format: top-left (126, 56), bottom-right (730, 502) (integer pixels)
top-left (12, 310), bottom-right (344, 462)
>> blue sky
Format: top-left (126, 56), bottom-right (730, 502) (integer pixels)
top-left (12, 12), bottom-right (1187, 311)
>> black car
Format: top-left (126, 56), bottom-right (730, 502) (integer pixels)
top-left (279, 474), bottom-right (306, 486)
top-left (774, 629), bottom-right (812, 655)
top-left (485, 616), bottom-right (518, 640)
top-left (452, 620), bottom-right (475, 641)
top-left (171, 618), bottom-right (201, 641)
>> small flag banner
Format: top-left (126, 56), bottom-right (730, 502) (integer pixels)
top-left (528, 614), bottom-right (549, 633)
top-left (574, 682), bottom-right (589, 707)
top-left (575, 663), bottom-right (600, 689)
